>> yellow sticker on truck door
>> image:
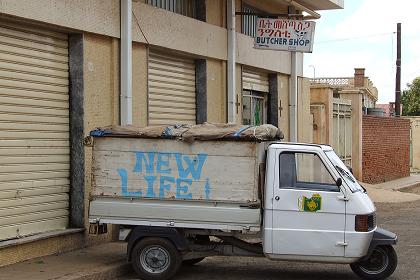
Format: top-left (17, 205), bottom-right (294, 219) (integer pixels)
top-left (298, 193), bottom-right (322, 212)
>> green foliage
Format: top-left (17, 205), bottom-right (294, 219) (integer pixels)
top-left (402, 77), bottom-right (420, 116)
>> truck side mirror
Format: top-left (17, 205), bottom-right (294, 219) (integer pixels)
top-left (336, 178), bottom-right (342, 187)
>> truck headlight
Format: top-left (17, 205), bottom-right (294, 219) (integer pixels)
top-left (355, 213), bottom-right (376, 232)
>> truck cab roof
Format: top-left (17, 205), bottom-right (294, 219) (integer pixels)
top-left (268, 142), bottom-right (333, 152)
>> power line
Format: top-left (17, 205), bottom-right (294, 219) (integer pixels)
top-left (132, 11), bottom-right (150, 45)
top-left (315, 32), bottom-right (395, 44)
top-left (404, 67), bottom-right (420, 79)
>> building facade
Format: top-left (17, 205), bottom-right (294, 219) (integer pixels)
top-left (0, 0), bottom-right (343, 266)
top-left (310, 68), bottom-right (378, 180)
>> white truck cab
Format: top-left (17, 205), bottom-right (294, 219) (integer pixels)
top-left (263, 143), bottom-right (376, 263)
top-left (87, 128), bottom-right (397, 280)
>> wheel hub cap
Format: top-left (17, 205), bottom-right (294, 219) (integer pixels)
top-left (140, 246), bottom-right (170, 274)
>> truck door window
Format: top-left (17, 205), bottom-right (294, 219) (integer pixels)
top-left (279, 152), bottom-right (338, 192)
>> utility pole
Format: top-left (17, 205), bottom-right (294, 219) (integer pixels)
top-left (395, 23), bottom-right (401, 116)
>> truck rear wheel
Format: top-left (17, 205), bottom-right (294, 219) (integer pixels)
top-left (350, 245), bottom-right (397, 280)
top-left (131, 237), bottom-right (182, 280)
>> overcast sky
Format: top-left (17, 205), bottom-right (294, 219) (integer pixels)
top-left (303, 0), bottom-right (420, 103)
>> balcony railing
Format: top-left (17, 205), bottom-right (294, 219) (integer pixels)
top-left (310, 77), bottom-right (353, 87)
top-left (310, 77), bottom-right (378, 100)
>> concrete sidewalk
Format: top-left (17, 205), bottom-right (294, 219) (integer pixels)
top-left (0, 242), bottom-right (129, 280)
top-left (362, 175), bottom-right (420, 203)
top-left (1, 176), bottom-right (419, 280)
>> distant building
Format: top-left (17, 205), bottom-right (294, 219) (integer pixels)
top-left (376, 102), bottom-right (403, 117)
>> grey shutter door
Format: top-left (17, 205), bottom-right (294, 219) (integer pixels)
top-left (0, 21), bottom-right (69, 240)
top-left (242, 68), bottom-right (269, 92)
top-left (148, 50), bottom-right (196, 125)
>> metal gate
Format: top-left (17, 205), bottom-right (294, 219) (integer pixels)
top-left (332, 98), bottom-right (352, 167)
top-left (0, 21), bottom-right (69, 240)
top-left (148, 50), bottom-right (196, 125)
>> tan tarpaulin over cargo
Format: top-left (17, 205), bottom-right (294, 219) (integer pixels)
top-left (90, 123), bottom-right (284, 142)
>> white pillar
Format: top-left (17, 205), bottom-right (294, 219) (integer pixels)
top-left (227, 0), bottom-right (236, 123)
top-left (120, 0), bottom-right (133, 125)
top-left (289, 52), bottom-right (298, 142)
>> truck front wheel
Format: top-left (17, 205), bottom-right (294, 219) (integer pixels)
top-left (350, 245), bottom-right (397, 280)
top-left (131, 237), bottom-right (182, 280)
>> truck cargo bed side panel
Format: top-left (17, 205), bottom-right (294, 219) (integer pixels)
top-left (89, 198), bottom-right (261, 231)
top-left (91, 138), bottom-right (261, 203)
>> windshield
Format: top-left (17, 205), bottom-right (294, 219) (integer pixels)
top-left (324, 150), bottom-right (364, 193)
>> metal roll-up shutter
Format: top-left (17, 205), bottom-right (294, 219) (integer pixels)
top-left (148, 50), bottom-right (196, 125)
top-left (0, 21), bottom-right (69, 241)
top-left (242, 68), bottom-right (269, 92)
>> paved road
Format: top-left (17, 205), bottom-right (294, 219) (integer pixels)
top-left (121, 200), bottom-right (420, 280)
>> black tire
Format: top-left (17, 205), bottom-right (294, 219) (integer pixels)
top-left (182, 257), bottom-right (205, 266)
top-left (350, 245), bottom-right (398, 280)
top-left (131, 237), bottom-right (182, 280)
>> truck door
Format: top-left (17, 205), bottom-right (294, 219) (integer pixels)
top-left (271, 150), bottom-right (346, 258)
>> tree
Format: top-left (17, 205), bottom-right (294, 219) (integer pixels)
top-left (402, 77), bottom-right (420, 116)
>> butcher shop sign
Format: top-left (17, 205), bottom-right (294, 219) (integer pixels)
top-left (254, 18), bottom-right (316, 53)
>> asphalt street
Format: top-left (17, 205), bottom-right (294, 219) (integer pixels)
top-left (121, 199), bottom-right (420, 280)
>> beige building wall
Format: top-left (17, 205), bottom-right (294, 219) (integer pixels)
top-left (406, 117), bottom-right (420, 171)
top-left (310, 86), bottom-right (363, 180)
top-left (207, 0), bottom-right (226, 27)
top-left (0, 0), bottom-right (312, 266)
top-left (207, 59), bottom-right (227, 123)
top-left (297, 78), bottom-right (313, 143)
top-left (310, 86), bottom-right (334, 144)
top-left (133, 42), bottom-right (148, 127)
top-left (278, 74), bottom-right (290, 140)
top-left (340, 90), bottom-right (363, 180)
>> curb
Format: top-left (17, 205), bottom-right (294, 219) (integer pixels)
top-left (62, 261), bottom-right (131, 280)
top-left (393, 181), bottom-right (420, 192)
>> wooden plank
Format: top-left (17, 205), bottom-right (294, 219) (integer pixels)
top-left (94, 138), bottom-right (258, 157)
top-left (92, 138), bottom-right (260, 202)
